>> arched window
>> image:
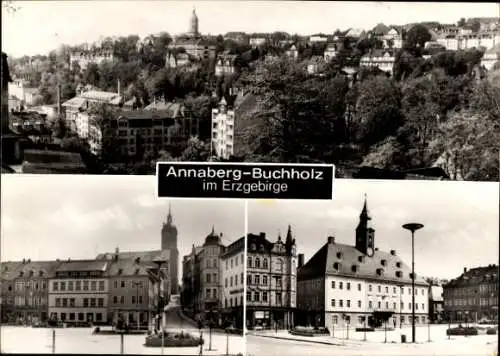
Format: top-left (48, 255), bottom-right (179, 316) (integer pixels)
top-left (277, 259), bottom-right (284, 272)
top-left (263, 258), bottom-right (268, 269)
top-left (247, 257), bottom-right (252, 268)
top-left (255, 257), bottom-right (261, 268)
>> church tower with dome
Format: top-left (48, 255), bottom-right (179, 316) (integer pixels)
top-left (161, 203), bottom-right (179, 294)
top-left (189, 7), bottom-right (199, 36)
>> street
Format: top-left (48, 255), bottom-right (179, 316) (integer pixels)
top-left (246, 325), bottom-right (498, 356)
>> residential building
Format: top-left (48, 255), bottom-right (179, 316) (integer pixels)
top-left (48, 260), bottom-right (110, 325)
top-left (95, 249), bottom-right (171, 304)
top-left (360, 50), bottom-right (395, 74)
top-left (105, 256), bottom-right (166, 328)
top-left (307, 56), bottom-right (326, 75)
top-left (215, 53), bottom-right (238, 77)
top-left (324, 44), bottom-right (338, 62)
top-left (246, 227), bottom-right (297, 330)
top-left (309, 35), bottom-right (328, 43)
top-left (383, 27), bottom-right (404, 49)
top-left (1, 262), bottom-right (24, 323)
top-left (443, 265), bottom-right (499, 323)
top-left (9, 112), bottom-right (52, 145)
top-left (197, 228), bottom-right (226, 322)
top-left (345, 28), bottom-right (366, 39)
top-left (481, 46), bottom-right (500, 71)
top-left (296, 196), bottom-right (429, 331)
top-left (211, 97), bottom-right (235, 159)
top-left (249, 37), bottom-right (267, 47)
top-left (8, 78), bottom-right (39, 108)
top-left (429, 284), bottom-right (444, 323)
top-left (165, 52), bottom-right (193, 69)
top-left (224, 32), bottom-right (248, 44)
top-left (220, 237), bottom-right (245, 329)
top-left (285, 45), bottom-right (299, 60)
top-left (161, 204), bottom-right (179, 295)
top-left (181, 244), bottom-right (202, 316)
top-left (11, 260), bottom-right (62, 325)
top-left (69, 50), bottom-right (114, 71)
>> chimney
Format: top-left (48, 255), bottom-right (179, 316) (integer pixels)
top-left (298, 254), bottom-right (305, 268)
top-left (220, 233), bottom-right (223, 238)
top-left (327, 236), bottom-right (335, 244)
top-left (259, 232), bottom-right (265, 238)
top-left (390, 250), bottom-right (396, 256)
top-left (22, 258), bottom-right (26, 264)
top-left (464, 267), bottom-right (467, 274)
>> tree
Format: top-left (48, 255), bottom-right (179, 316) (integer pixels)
top-left (87, 102), bottom-right (123, 163)
top-left (354, 75), bottom-right (403, 146)
top-left (404, 24), bottom-right (432, 51)
top-left (83, 63), bottom-right (100, 87)
top-left (180, 137), bottom-right (211, 161)
top-left (184, 95), bottom-right (214, 140)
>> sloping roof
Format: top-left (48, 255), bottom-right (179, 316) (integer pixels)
top-left (81, 90), bottom-right (122, 105)
top-left (143, 101), bottom-right (184, 117)
top-left (105, 259), bottom-right (158, 277)
top-left (116, 109), bottom-right (180, 120)
top-left (346, 28), bottom-right (366, 38)
top-left (1, 261), bottom-right (25, 280)
top-left (444, 265), bottom-right (499, 288)
top-left (55, 260), bottom-right (109, 273)
top-left (14, 261), bottom-right (63, 279)
top-left (96, 249), bottom-right (170, 262)
top-left (298, 241), bottom-right (428, 286)
top-left (22, 149), bottom-right (85, 166)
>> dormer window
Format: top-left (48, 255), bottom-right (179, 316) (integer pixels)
top-left (333, 262), bottom-right (340, 271)
top-left (251, 244), bottom-right (256, 251)
top-left (381, 259), bottom-right (387, 266)
top-left (39, 271), bottom-right (44, 277)
top-left (19, 271), bottom-right (24, 277)
top-left (351, 265), bottom-right (358, 273)
top-left (118, 268), bottom-right (123, 275)
top-left (358, 256), bottom-right (365, 263)
top-left (396, 262), bottom-right (402, 268)
top-left (135, 268), bottom-right (140, 275)
top-left (376, 268), bottom-right (383, 276)
top-left (336, 252), bottom-right (343, 259)
top-left (409, 272), bottom-right (415, 279)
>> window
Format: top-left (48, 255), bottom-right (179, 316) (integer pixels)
top-left (138, 296), bottom-right (143, 304)
top-left (369, 285), bottom-right (372, 292)
top-left (99, 281), bottom-right (105, 291)
top-left (255, 258), bottom-right (260, 268)
top-left (205, 289), bottom-right (210, 299)
top-left (276, 292), bottom-right (282, 305)
top-left (69, 313), bottom-right (75, 321)
top-left (331, 281), bottom-right (336, 289)
top-left (98, 298), bottom-right (104, 307)
top-left (83, 298), bottom-right (89, 307)
top-left (385, 286), bottom-right (389, 293)
top-left (247, 275), bottom-right (252, 285)
top-left (226, 278), bottom-right (229, 287)
top-left (339, 300), bottom-right (343, 307)
top-left (206, 274), bottom-right (211, 283)
top-left (113, 281), bottom-right (118, 288)
top-left (226, 261), bottom-right (229, 269)
top-left (263, 292), bottom-right (268, 302)
top-left (78, 313), bottom-right (84, 321)
top-left (55, 298), bottom-right (61, 307)
top-left (263, 259), bottom-right (268, 269)
top-left (409, 303), bottom-right (411, 309)
top-left (422, 303), bottom-right (424, 310)
top-left (358, 300), bottom-right (361, 308)
top-left (393, 287), bottom-right (396, 293)
top-left (70, 298), bottom-right (75, 307)
top-left (401, 302), bottom-right (404, 310)
top-left (53, 282), bottom-right (58, 291)
top-left (378, 301), bottom-right (381, 308)
top-left (276, 277), bottom-right (282, 289)
top-left (61, 313), bottom-right (66, 321)
top-left (358, 283), bottom-right (361, 291)
top-left (339, 282), bottom-right (343, 290)
top-left (76, 281), bottom-right (81, 291)
top-left (91, 281), bottom-right (97, 291)
top-left (246, 292), bottom-right (251, 301)
top-left (132, 296), bottom-right (136, 304)
top-left (393, 302), bottom-right (396, 309)
top-left (378, 285), bottom-right (381, 293)
top-left (254, 275), bottom-right (260, 285)
top-left (113, 296), bottom-right (118, 304)
top-left (60, 282), bottom-right (66, 291)
top-left (121, 281), bottom-right (125, 288)
top-left (422, 289), bottom-right (425, 296)
top-left (263, 276), bottom-right (268, 285)
top-left (254, 291), bottom-right (260, 302)
top-left (416, 303), bottom-right (419, 310)
top-left (240, 273), bottom-right (243, 284)
top-left (213, 273), bottom-right (217, 282)
top-left (213, 289), bottom-right (217, 298)
top-left (331, 299), bottom-right (336, 307)
top-left (385, 302), bottom-right (389, 309)
top-left (68, 281), bottom-right (74, 291)
top-left (347, 282), bottom-right (351, 290)
top-left (369, 301), bottom-right (373, 309)
top-left (90, 298), bottom-right (96, 307)
top-left (120, 296), bottom-right (124, 304)
top-left (347, 300), bottom-right (351, 308)
top-left (332, 315), bottom-right (338, 324)
top-left (247, 257), bottom-right (252, 268)
top-left (96, 313), bottom-right (102, 321)
top-left (83, 281), bottom-right (89, 291)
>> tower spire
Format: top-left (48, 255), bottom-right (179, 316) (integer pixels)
top-left (167, 202), bottom-right (173, 225)
top-left (286, 224), bottom-right (293, 245)
top-left (211, 225), bottom-right (215, 235)
top-left (360, 193), bottom-right (371, 220)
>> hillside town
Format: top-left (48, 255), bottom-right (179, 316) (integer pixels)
top-left (1, 10), bottom-right (499, 180)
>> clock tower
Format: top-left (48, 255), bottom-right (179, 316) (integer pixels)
top-left (355, 194), bottom-right (375, 257)
top-left (161, 203), bottom-right (179, 294)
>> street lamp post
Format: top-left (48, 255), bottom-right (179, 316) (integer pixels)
top-left (402, 222), bottom-right (424, 344)
top-left (132, 281), bottom-right (140, 331)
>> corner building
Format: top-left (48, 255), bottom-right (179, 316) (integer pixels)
top-left (296, 197), bottom-right (429, 331)
top-left (246, 227), bottom-right (297, 330)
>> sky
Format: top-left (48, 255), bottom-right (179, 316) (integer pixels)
top-left (247, 179), bottom-right (499, 280)
top-left (1, 174), bottom-right (246, 281)
top-left (2, 1), bottom-right (499, 57)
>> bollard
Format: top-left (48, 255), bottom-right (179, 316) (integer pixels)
top-left (52, 329), bottom-right (56, 354)
top-left (120, 333), bottom-right (124, 355)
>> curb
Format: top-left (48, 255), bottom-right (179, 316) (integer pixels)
top-left (249, 333), bottom-right (344, 346)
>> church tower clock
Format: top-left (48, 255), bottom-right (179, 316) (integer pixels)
top-left (355, 194), bottom-right (375, 257)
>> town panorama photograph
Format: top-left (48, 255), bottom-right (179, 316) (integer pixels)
top-left (1, 1), bottom-right (499, 181)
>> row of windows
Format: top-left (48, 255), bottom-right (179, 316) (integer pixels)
top-left (14, 296), bottom-right (46, 307)
top-left (205, 288), bottom-right (218, 299)
top-left (330, 299), bottom-right (425, 311)
top-left (51, 312), bottom-right (103, 322)
top-left (53, 280), bottom-right (105, 292)
top-left (206, 258), bottom-right (218, 269)
top-left (111, 295), bottom-right (144, 305)
top-left (331, 315), bottom-right (427, 325)
top-left (224, 273), bottom-right (244, 287)
top-left (205, 273), bottom-right (218, 284)
top-left (54, 297), bottom-right (104, 308)
top-left (224, 254), bottom-right (244, 270)
top-left (247, 274), bottom-right (282, 288)
top-left (112, 280), bottom-right (144, 289)
top-left (224, 296), bottom-right (243, 308)
top-left (445, 297), bottom-right (498, 307)
top-left (332, 281), bottom-right (426, 296)
top-left (247, 257), bottom-right (269, 269)
top-left (14, 281), bottom-right (47, 291)
top-left (247, 291), bottom-right (283, 305)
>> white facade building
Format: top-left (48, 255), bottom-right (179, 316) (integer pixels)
top-left (211, 98), bottom-right (235, 160)
top-left (360, 51), bottom-right (395, 73)
top-left (220, 240), bottom-right (245, 312)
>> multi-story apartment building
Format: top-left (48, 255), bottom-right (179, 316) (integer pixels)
top-left (48, 260), bottom-right (110, 325)
top-left (215, 53), bottom-right (238, 77)
top-left (285, 45), bottom-right (299, 60)
top-left (197, 228), bottom-right (225, 322)
top-left (297, 197), bottom-right (429, 331)
top-left (181, 244), bottom-right (203, 316)
top-left (429, 284), bottom-right (444, 323)
top-left (105, 256), bottom-right (166, 328)
top-left (443, 265), bottom-right (499, 323)
top-left (69, 50), bottom-right (114, 71)
top-left (211, 98), bottom-right (235, 160)
top-left (220, 236), bottom-right (245, 329)
top-left (246, 228), bottom-right (297, 330)
top-left (360, 50), bottom-right (396, 74)
top-left (8, 78), bottom-right (39, 108)
top-left (1, 262), bottom-right (23, 323)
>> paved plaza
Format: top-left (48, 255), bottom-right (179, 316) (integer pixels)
top-left (247, 324), bottom-right (498, 356)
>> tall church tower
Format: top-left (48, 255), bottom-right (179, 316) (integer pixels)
top-left (355, 194), bottom-right (375, 257)
top-left (162, 203), bottom-right (179, 294)
top-left (189, 7), bottom-right (199, 36)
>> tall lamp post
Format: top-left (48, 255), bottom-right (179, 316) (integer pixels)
top-left (132, 281), bottom-right (140, 331)
top-left (403, 222), bottom-right (424, 344)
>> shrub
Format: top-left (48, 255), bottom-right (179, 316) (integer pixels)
top-left (144, 333), bottom-right (203, 347)
top-left (486, 328), bottom-right (497, 335)
top-left (446, 327), bottom-right (478, 336)
top-left (289, 327), bottom-right (330, 337)
top-left (356, 327), bottom-right (375, 332)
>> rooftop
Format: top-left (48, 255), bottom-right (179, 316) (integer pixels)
top-left (55, 260), bottom-right (109, 273)
top-left (95, 249), bottom-right (170, 263)
top-left (444, 265), bottom-right (499, 288)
